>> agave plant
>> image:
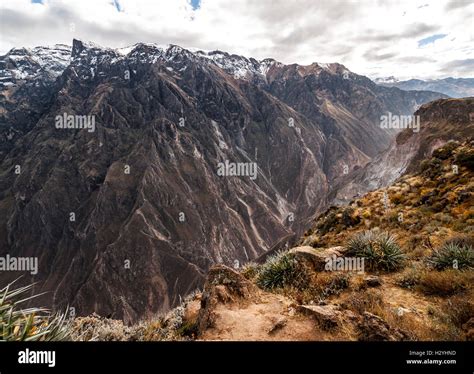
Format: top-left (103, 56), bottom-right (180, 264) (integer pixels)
top-left (0, 280), bottom-right (72, 341)
top-left (346, 230), bottom-right (406, 272)
top-left (256, 251), bottom-right (308, 290)
top-left (429, 241), bottom-right (474, 270)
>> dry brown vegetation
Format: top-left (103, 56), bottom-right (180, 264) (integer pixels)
top-left (281, 141), bottom-right (474, 341)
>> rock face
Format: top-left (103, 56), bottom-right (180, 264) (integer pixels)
top-left (332, 98), bottom-right (474, 205)
top-left (0, 39), bottom-right (445, 322)
top-left (0, 45), bottom-right (71, 159)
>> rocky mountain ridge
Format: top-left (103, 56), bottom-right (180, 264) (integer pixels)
top-left (0, 39), bottom-right (446, 322)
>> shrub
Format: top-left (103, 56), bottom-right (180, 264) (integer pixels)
top-left (256, 251), bottom-right (308, 290)
top-left (429, 237), bottom-right (474, 270)
top-left (176, 321), bottom-right (198, 338)
top-left (442, 294), bottom-right (474, 328)
top-left (72, 314), bottom-right (133, 341)
top-left (391, 193), bottom-right (404, 205)
top-left (317, 211), bottom-right (338, 235)
top-left (432, 142), bottom-right (458, 160)
top-left (321, 273), bottom-right (350, 296)
top-left (420, 158), bottom-right (442, 178)
top-left (345, 230), bottom-right (406, 271)
top-left (342, 207), bottom-right (360, 227)
top-left (444, 235), bottom-right (474, 249)
top-left (342, 289), bottom-right (384, 315)
top-left (240, 262), bottom-right (259, 280)
top-left (0, 281), bottom-right (71, 341)
top-left (396, 268), bottom-right (422, 289)
top-left (418, 189), bottom-right (437, 206)
top-left (456, 149), bottom-right (474, 170)
top-left (433, 213), bottom-right (453, 224)
top-left (417, 270), bottom-right (473, 296)
top-left (431, 202), bottom-right (445, 213)
top-left (362, 209), bottom-right (371, 219)
top-left (280, 272), bottom-right (350, 305)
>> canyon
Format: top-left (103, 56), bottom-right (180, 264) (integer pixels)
top-left (0, 39), bottom-right (446, 322)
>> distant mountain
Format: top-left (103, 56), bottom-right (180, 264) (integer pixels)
top-left (0, 39), bottom-right (445, 322)
top-left (375, 77), bottom-right (474, 98)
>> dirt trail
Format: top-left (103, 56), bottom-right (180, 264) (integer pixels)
top-left (199, 291), bottom-right (349, 341)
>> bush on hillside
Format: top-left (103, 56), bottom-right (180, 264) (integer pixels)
top-left (345, 230), bottom-right (406, 271)
top-left (256, 251), bottom-right (309, 290)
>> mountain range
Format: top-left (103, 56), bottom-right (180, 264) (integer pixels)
top-left (375, 77), bottom-right (474, 98)
top-left (0, 39), bottom-right (447, 322)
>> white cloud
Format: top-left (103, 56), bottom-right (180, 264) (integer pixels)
top-left (0, 0), bottom-right (472, 79)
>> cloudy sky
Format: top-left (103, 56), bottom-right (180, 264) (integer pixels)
top-left (0, 0), bottom-right (473, 80)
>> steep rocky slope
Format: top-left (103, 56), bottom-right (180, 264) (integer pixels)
top-left (87, 139), bottom-right (472, 341)
top-left (332, 98), bottom-right (474, 205)
top-left (0, 45), bottom-right (71, 159)
top-left (0, 40), bottom-right (445, 322)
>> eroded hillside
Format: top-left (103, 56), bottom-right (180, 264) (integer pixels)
top-left (70, 140), bottom-right (473, 341)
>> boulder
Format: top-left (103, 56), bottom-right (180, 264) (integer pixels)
top-left (297, 304), bottom-right (341, 329)
top-left (268, 317), bottom-right (287, 334)
top-left (363, 275), bottom-right (383, 287)
top-left (358, 312), bottom-right (409, 341)
top-left (289, 246), bottom-right (345, 271)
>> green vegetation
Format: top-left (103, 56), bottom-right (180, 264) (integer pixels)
top-left (0, 280), bottom-right (71, 341)
top-left (240, 262), bottom-right (260, 280)
top-left (346, 230), bottom-right (406, 271)
top-left (429, 236), bottom-right (474, 270)
top-left (256, 251), bottom-right (308, 290)
top-left (456, 148), bottom-right (474, 170)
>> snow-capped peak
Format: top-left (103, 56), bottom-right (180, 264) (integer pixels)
top-left (70, 39), bottom-right (282, 81)
top-left (0, 44), bottom-right (71, 87)
top-left (2, 39), bottom-right (351, 90)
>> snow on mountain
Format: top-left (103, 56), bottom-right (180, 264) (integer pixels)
top-left (30, 45), bottom-right (71, 74)
top-left (66, 39), bottom-right (285, 83)
top-left (0, 44), bottom-right (70, 88)
top-left (1, 39), bottom-right (372, 90)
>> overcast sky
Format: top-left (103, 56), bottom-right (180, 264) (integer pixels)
top-left (0, 0), bottom-right (473, 80)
